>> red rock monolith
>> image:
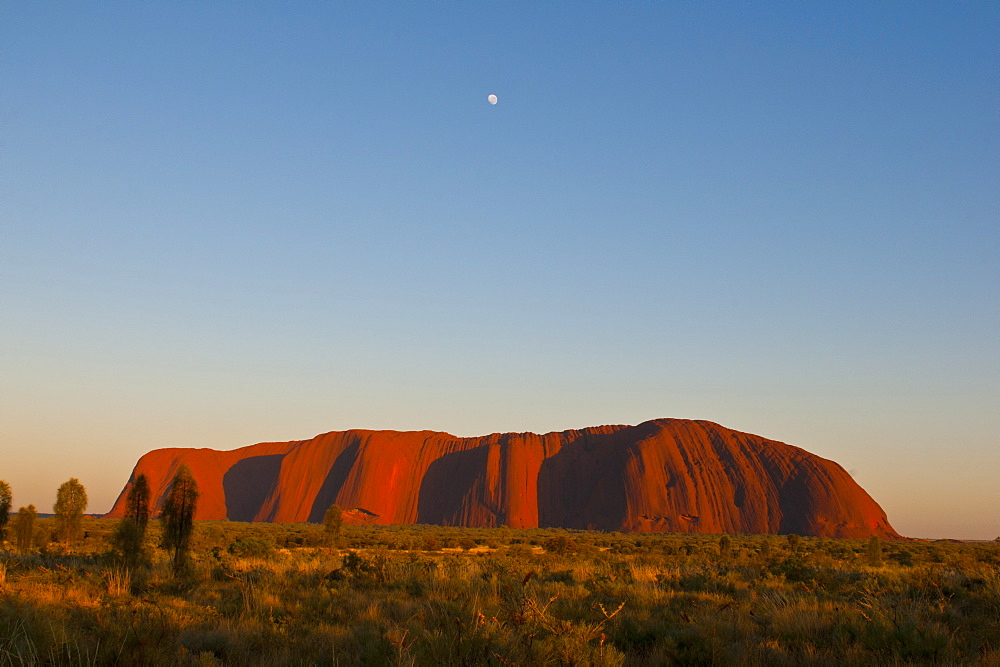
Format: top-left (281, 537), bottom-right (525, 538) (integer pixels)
top-left (106, 419), bottom-right (899, 538)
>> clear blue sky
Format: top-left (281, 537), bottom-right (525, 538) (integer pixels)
top-left (2, 3), bottom-right (997, 538)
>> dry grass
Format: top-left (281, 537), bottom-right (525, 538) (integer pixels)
top-left (0, 521), bottom-right (998, 664)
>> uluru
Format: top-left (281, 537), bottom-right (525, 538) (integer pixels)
top-left (107, 418), bottom-right (899, 539)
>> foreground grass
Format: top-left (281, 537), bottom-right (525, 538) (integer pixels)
top-left (1, 520), bottom-right (999, 664)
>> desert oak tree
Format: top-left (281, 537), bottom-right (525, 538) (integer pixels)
top-left (54, 478), bottom-right (88, 547)
top-left (324, 503), bottom-right (343, 542)
top-left (15, 505), bottom-right (37, 551)
top-left (111, 472), bottom-right (152, 565)
top-left (0, 481), bottom-right (11, 541)
top-left (160, 466), bottom-right (199, 573)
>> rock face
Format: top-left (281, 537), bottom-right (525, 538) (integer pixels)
top-left (107, 419), bottom-right (899, 538)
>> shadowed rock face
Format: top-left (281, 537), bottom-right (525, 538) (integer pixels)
top-left (106, 419), bottom-right (900, 538)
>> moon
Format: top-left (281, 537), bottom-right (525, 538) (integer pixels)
top-left (487, 94), bottom-right (498, 105)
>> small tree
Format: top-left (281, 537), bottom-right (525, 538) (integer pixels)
top-left (760, 538), bottom-right (772, 558)
top-left (15, 505), bottom-right (38, 551)
top-left (866, 535), bottom-right (882, 566)
top-left (324, 504), bottom-right (343, 546)
top-left (54, 478), bottom-right (88, 547)
top-left (786, 533), bottom-right (801, 554)
top-left (160, 466), bottom-right (199, 574)
top-left (124, 473), bottom-right (151, 530)
top-left (719, 534), bottom-right (732, 559)
top-left (0, 481), bottom-right (11, 542)
top-left (110, 473), bottom-right (152, 566)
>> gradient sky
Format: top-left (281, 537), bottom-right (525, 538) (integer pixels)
top-left (2, 3), bottom-right (997, 539)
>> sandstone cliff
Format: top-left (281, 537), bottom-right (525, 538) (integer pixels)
top-left (107, 419), bottom-right (899, 538)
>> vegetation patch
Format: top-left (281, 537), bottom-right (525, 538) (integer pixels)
top-left (1, 517), bottom-right (999, 665)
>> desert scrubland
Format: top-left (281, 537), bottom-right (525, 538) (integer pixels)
top-left (1, 519), bottom-right (999, 665)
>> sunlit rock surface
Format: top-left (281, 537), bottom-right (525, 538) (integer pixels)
top-left (107, 419), bottom-right (899, 538)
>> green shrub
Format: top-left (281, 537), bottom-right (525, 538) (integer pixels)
top-left (227, 536), bottom-right (274, 558)
top-left (544, 535), bottom-right (578, 555)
